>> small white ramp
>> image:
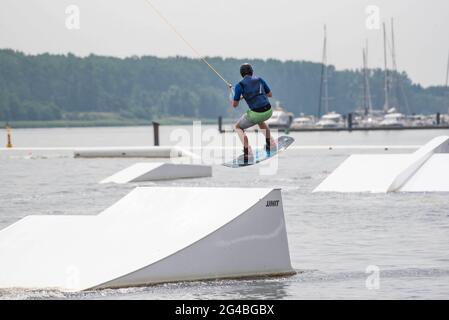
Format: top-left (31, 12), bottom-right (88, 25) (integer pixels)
top-left (314, 136), bottom-right (449, 193)
top-left (0, 187), bottom-right (294, 291)
top-left (100, 163), bottom-right (212, 183)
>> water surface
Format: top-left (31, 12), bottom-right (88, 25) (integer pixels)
top-left (0, 126), bottom-right (448, 299)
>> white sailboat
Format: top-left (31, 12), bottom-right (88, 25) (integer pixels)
top-left (356, 41), bottom-right (383, 127)
top-left (265, 101), bottom-right (294, 129)
top-left (316, 25), bottom-right (344, 128)
top-left (291, 113), bottom-right (316, 129)
top-left (443, 50), bottom-right (449, 124)
top-left (379, 109), bottom-right (407, 127)
top-left (316, 112), bottom-right (344, 128)
top-left (380, 20), bottom-right (407, 127)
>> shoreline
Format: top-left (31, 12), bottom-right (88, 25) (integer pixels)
top-left (1, 118), bottom-right (228, 129)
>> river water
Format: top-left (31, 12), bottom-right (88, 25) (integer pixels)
top-left (0, 125), bottom-right (448, 299)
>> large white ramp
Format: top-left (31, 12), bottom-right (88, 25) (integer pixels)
top-left (100, 163), bottom-right (212, 183)
top-left (0, 187), bottom-right (294, 291)
top-left (314, 136), bottom-right (449, 193)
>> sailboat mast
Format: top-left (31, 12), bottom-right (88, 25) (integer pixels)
top-left (445, 50), bottom-right (449, 115)
top-left (390, 18), bottom-right (399, 112)
top-left (322, 25), bottom-right (329, 114)
top-left (365, 40), bottom-right (373, 114)
top-left (363, 41), bottom-right (373, 116)
top-left (383, 22), bottom-right (390, 113)
top-left (363, 48), bottom-right (368, 116)
top-left (391, 18), bottom-right (398, 72)
top-left (446, 53), bottom-right (449, 88)
top-left (391, 18), bottom-right (410, 114)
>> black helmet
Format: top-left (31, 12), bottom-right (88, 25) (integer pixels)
top-left (240, 63), bottom-right (253, 77)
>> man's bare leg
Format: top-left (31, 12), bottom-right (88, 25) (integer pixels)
top-left (258, 122), bottom-right (277, 152)
top-left (235, 123), bottom-right (253, 161)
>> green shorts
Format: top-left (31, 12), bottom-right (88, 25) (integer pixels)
top-left (237, 108), bottom-right (273, 129)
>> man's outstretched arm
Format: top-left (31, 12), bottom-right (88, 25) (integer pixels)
top-left (232, 84), bottom-right (243, 108)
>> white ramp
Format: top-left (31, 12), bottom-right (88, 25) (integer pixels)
top-left (314, 136), bottom-right (449, 193)
top-left (0, 187), bottom-right (294, 291)
top-left (100, 163), bottom-right (212, 183)
top-left (399, 154), bottom-right (449, 192)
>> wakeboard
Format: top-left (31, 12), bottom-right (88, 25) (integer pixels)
top-left (223, 136), bottom-right (295, 168)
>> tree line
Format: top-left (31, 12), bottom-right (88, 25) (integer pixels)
top-left (0, 49), bottom-right (448, 122)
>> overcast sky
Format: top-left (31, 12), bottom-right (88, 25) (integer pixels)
top-left (1, 0), bottom-right (448, 87)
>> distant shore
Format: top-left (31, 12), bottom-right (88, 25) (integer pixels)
top-left (1, 117), bottom-right (225, 129)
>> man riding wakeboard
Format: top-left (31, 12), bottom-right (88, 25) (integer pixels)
top-left (232, 63), bottom-right (277, 162)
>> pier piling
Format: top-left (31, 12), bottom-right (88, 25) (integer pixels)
top-left (218, 116), bottom-right (224, 133)
top-left (347, 113), bottom-right (353, 131)
top-left (6, 124), bottom-right (12, 148)
top-left (152, 122), bottom-right (160, 146)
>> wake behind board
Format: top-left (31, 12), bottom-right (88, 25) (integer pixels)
top-left (223, 136), bottom-right (295, 168)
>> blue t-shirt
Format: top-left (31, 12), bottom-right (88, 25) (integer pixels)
top-left (233, 76), bottom-right (271, 110)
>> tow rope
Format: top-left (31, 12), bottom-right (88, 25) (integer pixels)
top-left (143, 0), bottom-right (233, 91)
